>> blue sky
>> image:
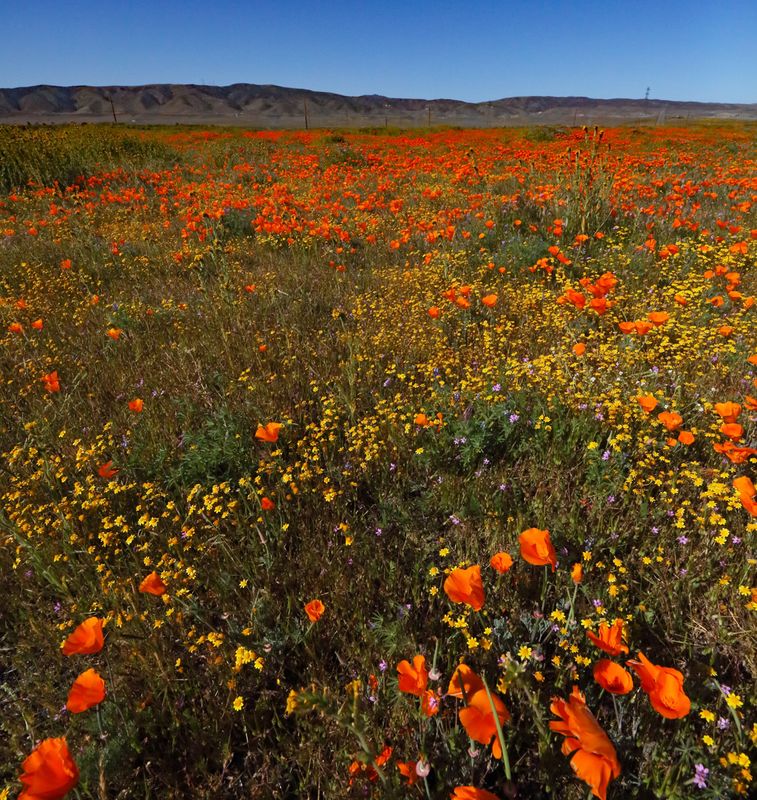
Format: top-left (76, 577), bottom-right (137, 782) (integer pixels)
top-left (2, 1), bottom-right (755, 103)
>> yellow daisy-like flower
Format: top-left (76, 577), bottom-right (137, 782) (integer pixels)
top-left (232, 696), bottom-right (244, 711)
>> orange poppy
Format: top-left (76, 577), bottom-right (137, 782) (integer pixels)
top-left (626, 652), bottom-right (691, 718)
top-left (61, 617), bottom-right (104, 656)
top-left (719, 423), bottom-right (743, 441)
top-left (255, 421), bottom-right (282, 442)
top-left (66, 668), bottom-right (106, 713)
top-left (304, 599), bottom-right (325, 622)
top-left (428, 306), bottom-right (440, 319)
top-left (421, 689), bottom-right (440, 717)
top-left (713, 441), bottom-right (756, 464)
top-left (8, 321), bottom-right (23, 334)
top-left (481, 294), bottom-right (498, 308)
top-left (489, 552), bottom-right (513, 574)
top-left (459, 688), bottom-right (510, 759)
top-left (657, 410), bottom-right (682, 431)
top-left (31, 318), bottom-right (43, 330)
top-left (414, 413), bottom-right (430, 426)
top-left (550, 687), bottom-right (621, 800)
top-left (451, 788), bottom-right (501, 800)
top-left (572, 343), bottom-right (586, 356)
top-left (677, 430), bottom-right (695, 445)
top-left (139, 571), bottom-right (167, 596)
top-left (593, 660), bottom-right (633, 695)
top-left (713, 402), bottom-right (741, 423)
top-left (744, 395), bottom-right (757, 411)
top-left (447, 663), bottom-right (485, 700)
top-left (586, 619), bottom-right (628, 656)
top-left (107, 327), bottom-right (122, 340)
top-left (518, 528), bottom-right (557, 571)
top-left (443, 565), bottom-right (485, 610)
top-left (128, 398), bottom-right (143, 412)
top-left (41, 371), bottom-right (61, 393)
top-left (18, 737), bottom-right (79, 800)
top-left (98, 461), bottom-right (118, 479)
top-left (634, 320), bottom-right (653, 336)
top-left (717, 325), bottom-right (733, 337)
top-left (397, 655), bottom-right (428, 696)
top-left (571, 563), bottom-right (584, 584)
top-left (261, 496), bottom-right (276, 511)
top-left (397, 761), bottom-right (419, 786)
top-left (733, 476), bottom-right (757, 516)
top-left (636, 395), bottom-right (658, 413)
top-left (647, 311), bottom-right (669, 326)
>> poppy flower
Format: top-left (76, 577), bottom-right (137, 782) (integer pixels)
top-left (647, 311), bottom-right (669, 326)
top-left (719, 423), bottom-right (743, 441)
top-left (261, 496), bottom-right (276, 511)
top-left (714, 402), bottom-right (741, 423)
top-left (18, 737), bottom-right (79, 800)
top-left (733, 476), bottom-right (757, 516)
top-left (593, 660), bottom-right (633, 695)
top-left (428, 306), bottom-right (440, 319)
top-left (714, 442), bottom-right (756, 464)
top-left (636, 395), bottom-right (658, 413)
top-left (451, 788), bottom-right (501, 800)
top-left (586, 619), bottom-right (628, 656)
top-left (490, 552), bottom-right (513, 574)
top-left (397, 655), bottom-right (428, 696)
top-left (414, 413), bottom-right (430, 426)
top-left (8, 322), bottom-right (23, 334)
top-left (255, 422), bottom-right (282, 442)
top-left (634, 320), bottom-right (654, 335)
top-left (66, 668), bottom-right (106, 713)
top-left (98, 461), bottom-right (118, 479)
top-left (443, 565), bottom-right (485, 610)
top-left (139, 571), bottom-right (167, 596)
top-left (304, 599), bottom-right (325, 622)
top-left (459, 688), bottom-right (510, 759)
top-left (421, 689), bottom-right (440, 717)
top-left (572, 343), bottom-right (586, 356)
top-left (41, 371), bottom-right (61, 393)
top-left (550, 687), bottom-right (621, 800)
top-left (107, 327), bottom-right (122, 340)
top-left (128, 398), bottom-right (143, 412)
top-left (397, 761), bottom-right (419, 786)
top-left (657, 410), bottom-right (682, 431)
top-left (481, 294), bottom-right (498, 308)
top-left (447, 663), bottom-right (485, 700)
top-left (61, 617), bottom-right (104, 656)
top-left (626, 652), bottom-right (691, 718)
top-left (31, 318), bottom-right (43, 330)
top-left (677, 430), bottom-right (695, 445)
top-left (519, 528), bottom-right (557, 571)
top-left (571, 563), bottom-right (584, 584)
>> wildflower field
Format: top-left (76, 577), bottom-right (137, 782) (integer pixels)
top-left (1, 122), bottom-right (755, 799)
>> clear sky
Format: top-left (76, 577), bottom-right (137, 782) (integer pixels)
top-left (2, 0), bottom-right (755, 103)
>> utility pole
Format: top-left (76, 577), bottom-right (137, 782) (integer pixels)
top-left (427, 105), bottom-right (431, 127)
top-left (644, 86), bottom-right (650, 101)
top-left (108, 95), bottom-right (118, 123)
top-left (303, 98), bottom-right (310, 130)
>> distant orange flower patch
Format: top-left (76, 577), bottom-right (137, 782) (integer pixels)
top-left (41, 371), bottom-right (61, 393)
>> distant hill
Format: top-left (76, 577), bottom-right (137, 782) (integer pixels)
top-left (1, 83), bottom-right (755, 127)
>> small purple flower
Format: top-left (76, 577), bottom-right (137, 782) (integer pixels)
top-left (509, 413), bottom-right (519, 423)
top-left (717, 716), bottom-right (730, 730)
top-left (602, 450), bottom-right (610, 461)
top-left (592, 599), bottom-right (603, 608)
top-left (492, 383), bottom-right (501, 392)
top-left (375, 527), bottom-right (383, 537)
top-left (651, 526), bottom-right (660, 535)
top-left (720, 684), bottom-right (731, 696)
top-left (449, 515), bottom-right (461, 526)
top-left (677, 535), bottom-right (689, 545)
top-left (693, 764), bottom-right (709, 789)
top-left (378, 660), bottom-right (387, 672)
top-left (498, 483), bottom-right (507, 492)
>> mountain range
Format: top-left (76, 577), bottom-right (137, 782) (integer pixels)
top-left (1, 83), bottom-right (755, 127)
